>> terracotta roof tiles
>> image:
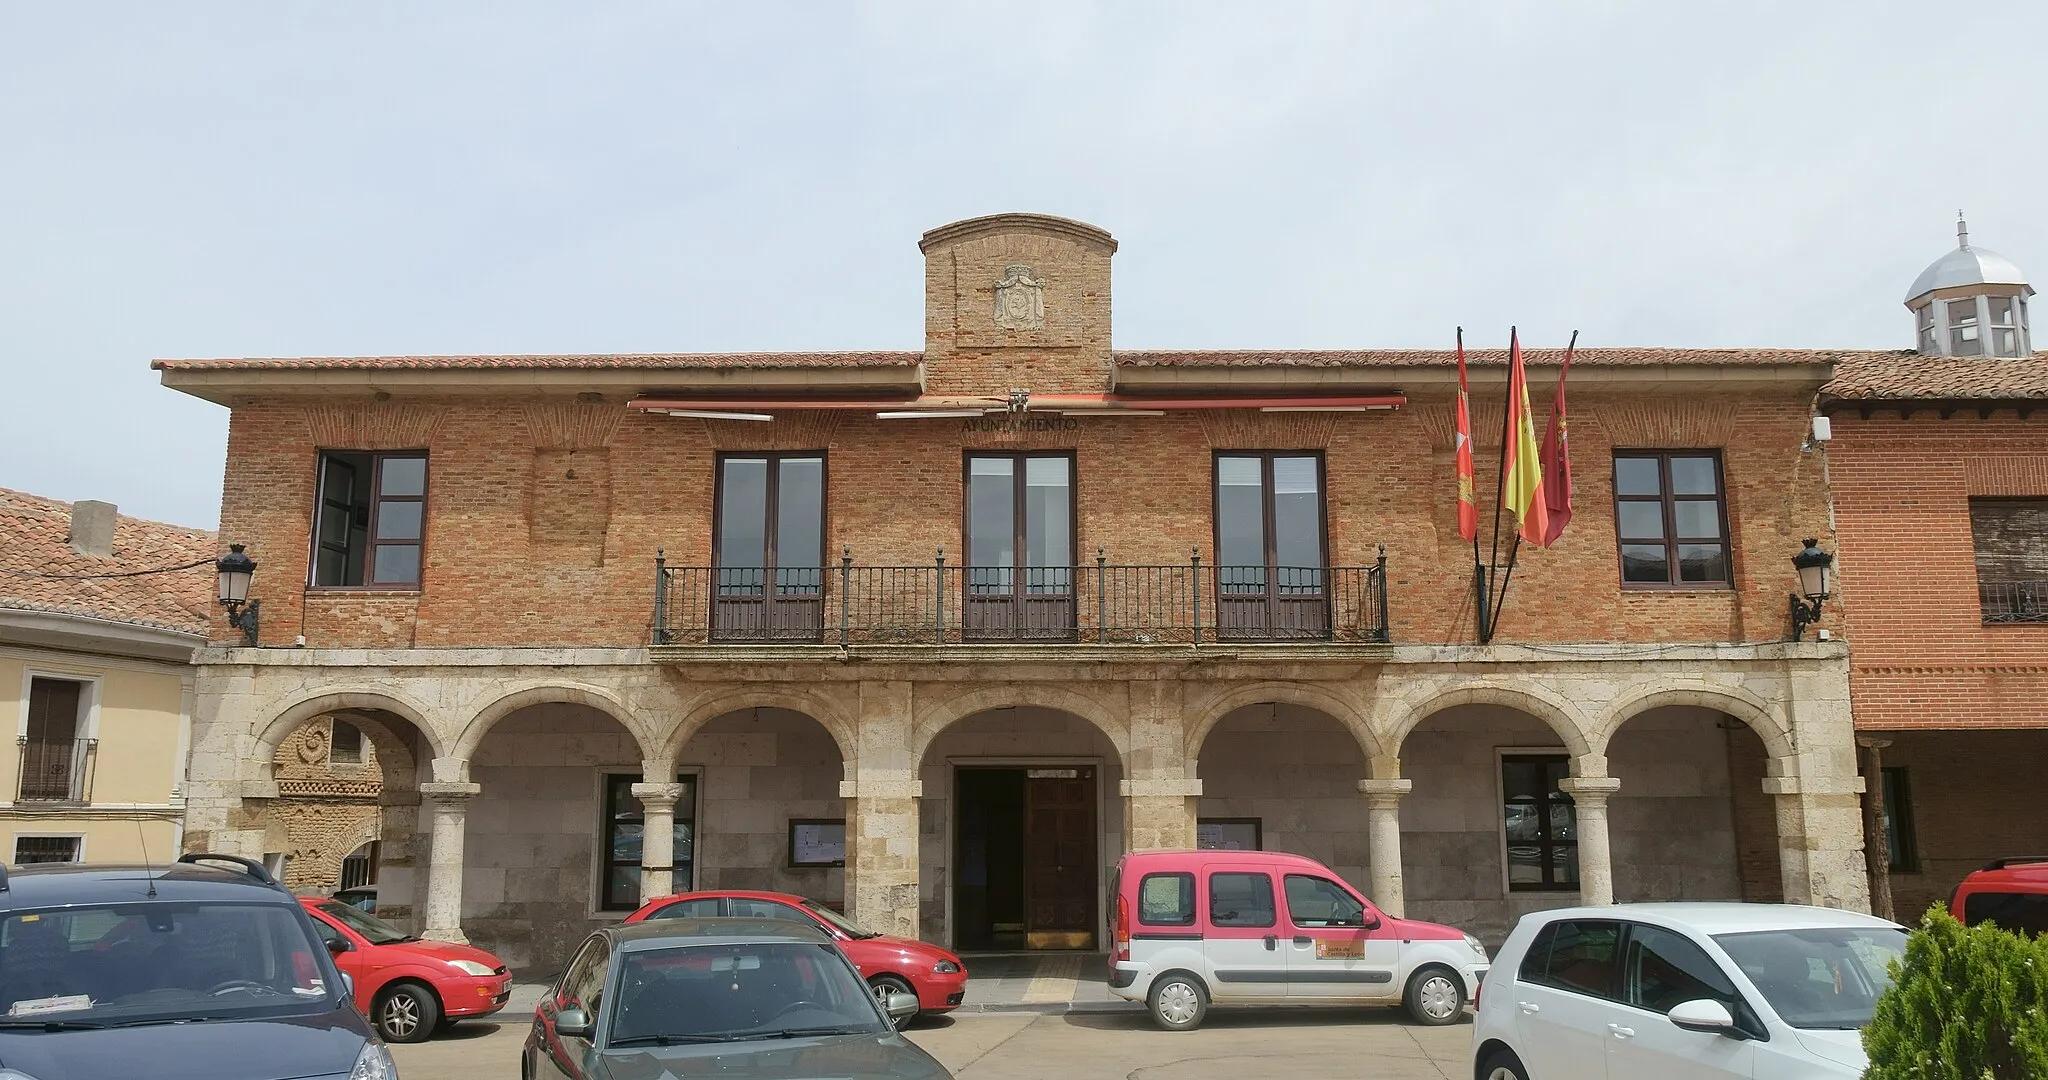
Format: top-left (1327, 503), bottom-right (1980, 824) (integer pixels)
top-left (0, 488), bottom-right (217, 636)
top-left (150, 352), bottom-right (923, 373)
top-left (1820, 352), bottom-right (2048, 402)
top-left (1110, 347), bottom-right (1883, 368)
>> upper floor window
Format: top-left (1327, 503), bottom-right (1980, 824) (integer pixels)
top-left (19, 677), bottom-right (93, 803)
top-left (1916, 304), bottom-right (1937, 352)
top-left (966, 453), bottom-right (1074, 588)
top-left (329, 719), bottom-right (363, 765)
top-left (1215, 453), bottom-right (1329, 639)
top-left (715, 454), bottom-right (825, 586)
top-left (1969, 496), bottom-right (2048, 623)
top-left (312, 452), bottom-right (426, 588)
top-left (1988, 296), bottom-right (2022, 356)
top-left (1613, 452), bottom-right (1730, 588)
top-left (1948, 297), bottom-right (1983, 356)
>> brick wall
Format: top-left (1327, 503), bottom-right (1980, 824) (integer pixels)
top-left (1826, 413), bottom-right (2048, 729)
top-left (209, 384), bottom-right (1831, 649)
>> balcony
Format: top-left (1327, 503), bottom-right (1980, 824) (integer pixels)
top-left (652, 549), bottom-right (1389, 647)
top-left (16, 736), bottom-right (98, 803)
top-left (1981, 580), bottom-right (2048, 624)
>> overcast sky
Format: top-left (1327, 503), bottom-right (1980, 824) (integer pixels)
top-left (3, 3), bottom-right (2041, 529)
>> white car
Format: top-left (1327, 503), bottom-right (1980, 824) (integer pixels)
top-left (1473, 903), bottom-right (1907, 1079)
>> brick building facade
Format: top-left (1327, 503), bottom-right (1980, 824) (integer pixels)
top-left (1820, 219), bottom-right (2046, 921)
top-left (161, 213), bottom-right (1871, 971)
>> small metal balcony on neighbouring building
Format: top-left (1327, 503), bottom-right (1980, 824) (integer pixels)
top-left (652, 548), bottom-right (1389, 647)
top-left (15, 736), bottom-right (98, 803)
top-left (1981, 580), bottom-right (2048, 624)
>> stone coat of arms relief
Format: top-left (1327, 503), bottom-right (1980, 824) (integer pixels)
top-left (993, 264), bottom-right (1044, 330)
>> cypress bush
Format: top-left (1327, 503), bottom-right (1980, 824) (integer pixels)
top-left (1862, 904), bottom-right (2048, 1079)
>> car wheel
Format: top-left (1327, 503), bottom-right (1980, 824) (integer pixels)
top-left (1147, 973), bottom-right (1207, 1032)
top-left (869, 974), bottom-right (918, 1030)
top-left (374, 982), bottom-right (441, 1043)
top-left (1403, 965), bottom-right (1465, 1025)
top-left (1480, 1048), bottom-right (1530, 1080)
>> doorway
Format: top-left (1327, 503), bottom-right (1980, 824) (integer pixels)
top-left (951, 765), bottom-right (1097, 951)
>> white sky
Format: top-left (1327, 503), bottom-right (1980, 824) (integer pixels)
top-left (2, 2), bottom-right (2041, 529)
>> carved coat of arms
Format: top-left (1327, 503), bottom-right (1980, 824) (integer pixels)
top-left (993, 264), bottom-right (1045, 330)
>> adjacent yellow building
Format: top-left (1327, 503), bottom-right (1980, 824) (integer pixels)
top-left (0, 488), bottom-right (212, 864)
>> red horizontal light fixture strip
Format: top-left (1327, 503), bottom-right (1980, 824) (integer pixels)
top-left (630, 393), bottom-right (1405, 413)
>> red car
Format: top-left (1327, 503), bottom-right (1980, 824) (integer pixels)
top-left (300, 896), bottom-right (514, 1043)
top-left (624, 890), bottom-right (967, 1026)
top-left (1950, 856), bottom-right (2048, 935)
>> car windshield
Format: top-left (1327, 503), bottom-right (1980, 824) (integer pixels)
top-left (314, 901), bottom-right (413, 946)
top-left (0, 903), bottom-right (339, 1027)
top-left (1713, 926), bottom-right (1907, 1030)
top-left (800, 901), bottom-right (876, 939)
top-left (607, 942), bottom-right (885, 1046)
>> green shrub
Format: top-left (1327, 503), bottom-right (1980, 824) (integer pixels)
top-left (1862, 904), bottom-right (2048, 1079)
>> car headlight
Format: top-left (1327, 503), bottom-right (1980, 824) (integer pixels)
top-left (350, 1039), bottom-right (398, 1080)
top-left (1463, 934), bottom-right (1489, 962)
top-left (933, 960), bottom-right (961, 974)
top-left (448, 959), bottom-right (497, 977)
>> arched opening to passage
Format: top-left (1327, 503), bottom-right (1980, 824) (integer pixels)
top-left (919, 707), bottom-right (1123, 951)
top-left (265, 708), bottom-right (424, 929)
top-left (1394, 704), bottom-right (1580, 945)
top-left (1607, 707), bottom-right (1782, 904)
top-left (1195, 702), bottom-right (1371, 888)
top-left (669, 707), bottom-right (849, 903)
top-left (462, 699), bottom-right (652, 972)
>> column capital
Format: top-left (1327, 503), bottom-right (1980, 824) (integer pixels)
top-left (1854, 736), bottom-right (1894, 750)
top-left (419, 781), bottom-right (481, 802)
top-left (1558, 776), bottom-right (1621, 802)
top-left (1357, 778), bottom-right (1413, 797)
top-left (631, 782), bottom-right (687, 808)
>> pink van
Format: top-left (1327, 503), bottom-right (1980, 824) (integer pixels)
top-left (1107, 850), bottom-right (1489, 1030)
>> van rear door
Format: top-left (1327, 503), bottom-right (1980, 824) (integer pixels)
top-left (1201, 866), bottom-right (1286, 1001)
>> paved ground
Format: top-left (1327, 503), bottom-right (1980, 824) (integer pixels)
top-left (390, 954), bottom-right (1472, 1078)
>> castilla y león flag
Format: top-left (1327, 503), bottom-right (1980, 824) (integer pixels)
top-left (1537, 336), bottom-right (1576, 547)
top-left (1502, 328), bottom-right (1550, 546)
top-left (1455, 330), bottom-right (1479, 542)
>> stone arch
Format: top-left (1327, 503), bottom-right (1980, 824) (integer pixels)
top-left (657, 688), bottom-right (858, 771)
top-left (256, 689), bottom-right (444, 764)
top-left (1379, 681), bottom-right (1594, 761)
top-left (452, 681), bottom-right (661, 765)
top-left (1185, 681), bottom-right (1380, 763)
top-left (1592, 683), bottom-right (1795, 764)
top-left (909, 683), bottom-right (1130, 766)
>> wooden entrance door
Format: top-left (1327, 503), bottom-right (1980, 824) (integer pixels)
top-left (1022, 767), bottom-right (1096, 950)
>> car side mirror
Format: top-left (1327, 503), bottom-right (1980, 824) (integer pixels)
top-left (885, 991), bottom-right (919, 1022)
top-left (1667, 998), bottom-right (1739, 1036)
top-left (325, 936), bottom-right (351, 954)
top-left (1361, 912), bottom-right (1381, 930)
top-left (555, 1006), bottom-right (594, 1039)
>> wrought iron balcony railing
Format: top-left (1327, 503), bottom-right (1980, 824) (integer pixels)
top-left (652, 548), bottom-right (1388, 647)
top-left (16, 736), bottom-right (97, 803)
top-left (1981, 580), bottom-right (2048, 624)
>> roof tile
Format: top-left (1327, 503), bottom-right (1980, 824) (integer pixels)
top-left (151, 352), bottom-right (923, 373)
top-left (0, 488), bottom-right (216, 635)
top-left (1820, 352), bottom-right (2048, 402)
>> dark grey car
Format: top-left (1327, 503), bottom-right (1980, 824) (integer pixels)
top-left (522, 917), bottom-right (952, 1080)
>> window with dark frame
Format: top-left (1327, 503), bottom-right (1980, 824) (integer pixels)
top-left (1214, 453), bottom-right (1327, 592)
top-left (1137, 872), bottom-right (1196, 926)
top-left (1195, 817), bottom-right (1263, 852)
top-left (715, 454), bottom-right (826, 594)
top-left (1880, 766), bottom-right (1918, 871)
top-left (965, 452), bottom-right (1075, 595)
top-left (329, 719), bottom-right (363, 764)
top-left (600, 773), bottom-right (699, 912)
top-left (13, 836), bottom-right (81, 864)
top-left (1968, 497), bottom-right (2048, 622)
top-left (1501, 753), bottom-right (1580, 892)
top-left (1612, 452), bottom-right (1731, 588)
top-left (311, 451), bottom-right (427, 588)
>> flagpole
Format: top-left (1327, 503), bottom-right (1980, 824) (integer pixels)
top-left (1483, 326), bottom-right (1517, 642)
top-left (1461, 326), bottom-right (1488, 640)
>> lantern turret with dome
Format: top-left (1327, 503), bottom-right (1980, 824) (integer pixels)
top-left (1905, 214), bottom-right (2033, 357)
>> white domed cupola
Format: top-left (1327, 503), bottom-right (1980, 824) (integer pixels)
top-left (1906, 213), bottom-right (2033, 357)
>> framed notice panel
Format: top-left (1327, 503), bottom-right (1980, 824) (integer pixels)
top-left (1196, 817), bottom-right (1262, 852)
top-left (788, 819), bottom-right (847, 868)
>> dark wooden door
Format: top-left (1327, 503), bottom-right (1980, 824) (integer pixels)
top-left (1022, 768), bottom-right (1096, 949)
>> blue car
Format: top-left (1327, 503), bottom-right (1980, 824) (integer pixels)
top-left (0, 854), bottom-right (395, 1080)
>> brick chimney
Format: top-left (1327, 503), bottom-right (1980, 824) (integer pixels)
top-left (68, 500), bottom-right (117, 558)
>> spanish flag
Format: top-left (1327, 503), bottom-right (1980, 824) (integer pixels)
top-left (1502, 328), bottom-right (1549, 546)
top-left (1455, 330), bottom-right (1478, 542)
top-left (1537, 334), bottom-right (1577, 547)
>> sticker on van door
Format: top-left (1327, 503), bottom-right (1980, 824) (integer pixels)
top-left (1315, 939), bottom-right (1364, 960)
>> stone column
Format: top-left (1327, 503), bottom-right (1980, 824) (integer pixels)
top-left (1856, 737), bottom-right (1895, 921)
top-left (1763, 775), bottom-right (1872, 912)
top-left (419, 781), bottom-right (480, 944)
top-left (1358, 778), bottom-right (1412, 917)
top-left (844, 773), bottom-right (922, 938)
top-left (633, 781), bottom-right (687, 904)
top-left (1120, 779), bottom-right (1201, 853)
top-left (1559, 775), bottom-right (1620, 906)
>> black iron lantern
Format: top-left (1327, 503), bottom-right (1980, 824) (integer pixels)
top-left (215, 543), bottom-right (260, 646)
top-left (1789, 538), bottom-right (1834, 641)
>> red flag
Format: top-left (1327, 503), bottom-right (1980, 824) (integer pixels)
top-left (1502, 329), bottom-right (1550, 547)
top-left (1455, 330), bottom-right (1478, 542)
top-left (1538, 334), bottom-right (1576, 547)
